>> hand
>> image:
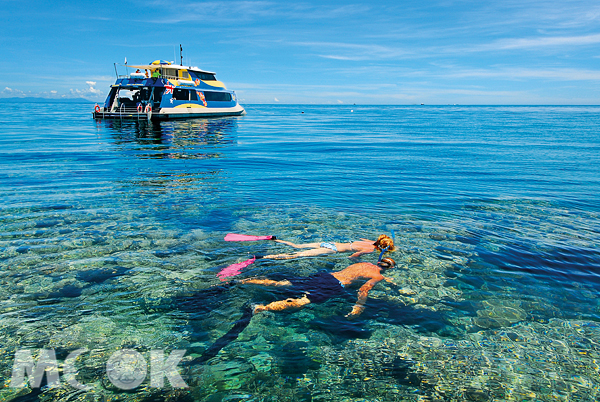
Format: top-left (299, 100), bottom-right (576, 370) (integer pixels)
top-left (383, 276), bottom-right (397, 286)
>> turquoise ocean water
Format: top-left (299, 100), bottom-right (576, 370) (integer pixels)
top-left (1, 102), bottom-right (599, 401)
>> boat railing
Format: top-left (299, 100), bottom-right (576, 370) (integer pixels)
top-left (117, 105), bottom-right (152, 115)
top-left (117, 70), bottom-right (178, 81)
top-left (162, 72), bottom-right (180, 80)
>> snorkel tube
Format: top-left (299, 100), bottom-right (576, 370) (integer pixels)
top-left (377, 246), bottom-right (390, 263)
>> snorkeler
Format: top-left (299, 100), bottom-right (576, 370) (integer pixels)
top-left (196, 258), bottom-right (397, 363)
top-left (242, 258), bottom-right (397, 317)
top-left (267, 234), bottom-right (396, 260)
top-left (217, 232), bottom-right (396, 281)
top-left (218, 233), bottom-right (396, 280)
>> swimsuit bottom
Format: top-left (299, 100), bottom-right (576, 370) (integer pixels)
top-left (320, 242), bottom-right (338, 252)
top-left (288, 271), bottom-right (346, 304)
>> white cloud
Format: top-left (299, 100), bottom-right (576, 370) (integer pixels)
top-left (295, 41), bottom-right (411, 61)
top-left (82, 81), bottom-right (102, 96)
top-left (445, 67), bottom-right (600, 81)
top-left (465, 33), bottom-right (600, 53)
top-left (146, 1), bottom-right (370, 24)
top-left (1, 87), bottom-right (26, 97)
top-left (68, 81), bottom-right (103, 98)
top-left (0, 82), bottom-right (103, 99)
top-left (274, 97), bottom-right (279, 102)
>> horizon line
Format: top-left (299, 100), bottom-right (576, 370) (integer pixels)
top-left (1, 97), bottom-right (599, 107)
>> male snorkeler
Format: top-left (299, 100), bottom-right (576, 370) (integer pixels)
top-left (263, 234), bottom-right (396, 260)
top-left (196, 258), bottom-right (397, 363)
top-left (242, 258), bottom-right (397, 317)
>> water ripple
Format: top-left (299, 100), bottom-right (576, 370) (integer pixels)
top-left (1, 103), bottom-right (600, 400)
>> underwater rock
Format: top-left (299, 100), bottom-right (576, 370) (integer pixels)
top-left (272, 341), bottom-right (321, 377)
top-left (35, 219), bottom-right (61, 228)
top-left (385, 357), bottom-right (422, 386)
top-left (76, 266), bottom-right (130, 284)
top-left (199, 358), bottom-right (255, 391)
top-left (474, 301), bottom-right (527, 329)
top-left (248, 353), bottom-right (273, 372)
top-left (309, 315), bottom-right (372, 341)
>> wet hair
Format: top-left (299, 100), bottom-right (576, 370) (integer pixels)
top-left (378, 258), bottom-right (396, 269)
top-left (373, 234), bottom-right (396, 252)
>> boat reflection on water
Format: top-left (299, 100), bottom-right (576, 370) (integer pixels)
top-left (94, 117), bottom-right (241, 198)
top-left (97, 117), bottom-right (239, 160)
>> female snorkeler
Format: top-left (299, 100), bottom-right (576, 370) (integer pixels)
top-left (217, 233), bottom-right (396, 280)
top-left (263, 234), bottom-right (396, 260)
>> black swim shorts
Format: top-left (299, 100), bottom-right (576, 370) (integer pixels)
top-left (288, 271), bottom-right (346, 304)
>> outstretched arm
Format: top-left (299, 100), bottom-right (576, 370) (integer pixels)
top-left (348, 239), bottom-right (376, 259)
top-left (349, 250), bottom-right (369, 259)
top-left (346, 279), bottom-right (378, 318)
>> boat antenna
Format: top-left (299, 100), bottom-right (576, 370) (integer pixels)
top-left (180, 44), bottom-right (183, 66)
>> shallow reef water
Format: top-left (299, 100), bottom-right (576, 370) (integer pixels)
top-left (1, 103), bottom-right (600, 400)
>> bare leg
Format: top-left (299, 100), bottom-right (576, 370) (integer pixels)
top-left (262, 248), bottom-right (336, 260)
top-left (274, 240), bottom-right (322, 249)
top-left (254, 295), bottom-right (311, 313)
top-left (239, 278), bottom-right (291, 286)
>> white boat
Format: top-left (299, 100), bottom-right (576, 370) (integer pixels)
top-left (93, 59), bottom-right (245, 120)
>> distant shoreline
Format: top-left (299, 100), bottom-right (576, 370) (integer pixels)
top-left (0, 97), bottom-right (599, 107)
top-left (0, 97), bottom-right (94, 103)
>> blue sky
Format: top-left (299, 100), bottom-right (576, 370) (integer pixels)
top-left (1, 0), bottom-right (599, 104)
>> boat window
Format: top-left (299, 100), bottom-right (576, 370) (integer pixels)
top-left (173, 88), bottom-right (190, 101)
top-left (179, 70), bottom-right (190, 80)
top-left (117, 88), bottom-right (151, 104)
top-left (139, 87), bottom-right (151, 101)
top-left (204, 91), bottom-right (232, 102)
top-left (118, 89), bottom-right (136, 101)
top-left (153, 87), bottom-right (165, 103)
top-left (163, 69), bottom-right (178, 80)
top-left (190, 90), bottom-right (198, 101)
top-left (196, 73), bottom-right (216, 81)
top-left (107, 87), bottom-right (119, 109)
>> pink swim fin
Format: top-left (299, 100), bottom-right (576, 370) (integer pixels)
top-left (217, 257), bottom-right (256, 281)
top-left (224, 233), bottom-right (275, 242)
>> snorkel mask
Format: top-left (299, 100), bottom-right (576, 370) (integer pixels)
top-left (378, 257), bottom-right (395, 269)
top-left (377, 246), bottom-right (390, 262)
top-left (376, 230), bottom-right (396, 262)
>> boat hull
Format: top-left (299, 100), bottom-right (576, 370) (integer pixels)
top-left (93, 104), bottom-right (246, 120)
